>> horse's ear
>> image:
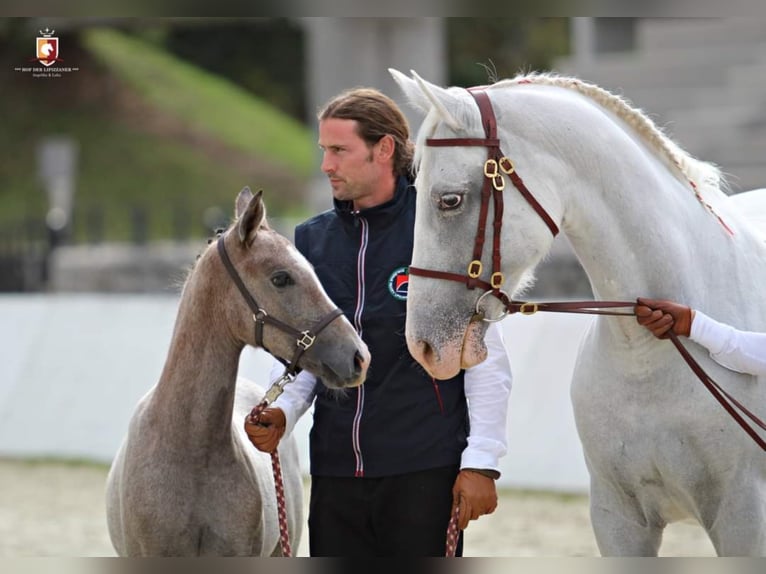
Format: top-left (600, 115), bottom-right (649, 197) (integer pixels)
top-left (237, 188), bottom-right (266, 245)
top-left (235, 186), bottom-right (253, 220)
top-left (389, 68), bottom-right (430, 115)
top-left (409, 70), bottom-right (463, 131)
top-left (389, 68), bottom-right (463, 131)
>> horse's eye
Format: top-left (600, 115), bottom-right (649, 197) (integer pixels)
top-left (270, 272), bottom-right (294, 288)
top-left (438, 193), bottom-right (463, 210)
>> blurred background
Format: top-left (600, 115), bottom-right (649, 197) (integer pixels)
top-left (2, 16), bottom-right (766, 498)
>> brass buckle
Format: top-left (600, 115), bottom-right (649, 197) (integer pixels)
top-left (490, 272), bottom-right (504, 289)
top-left (468, 260), bottom-right (482, 278)
top-left (518, 302), bottom-right (539, 315)
top-left (483, 159), bottom-right (499, 177)
top-left (499, 157), bottom-right (515, 174)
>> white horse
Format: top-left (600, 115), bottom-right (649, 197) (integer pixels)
top-left (106, 188), bottom-right (370, 556)
top-left (391, 68), bottom-right (766, 556)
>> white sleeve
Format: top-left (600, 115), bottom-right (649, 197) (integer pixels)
top-left (460, 321), bottom-right (513, 475)
top-left (268, 358), bottom-right (317, 436)
top-left (690, 311), bottom-right (766, 377)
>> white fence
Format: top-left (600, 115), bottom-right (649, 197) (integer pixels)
top-left (0, 294), bottom-right (592, 492)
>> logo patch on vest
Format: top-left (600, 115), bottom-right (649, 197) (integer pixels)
top-left (387, 266), bottom-right (409, 301)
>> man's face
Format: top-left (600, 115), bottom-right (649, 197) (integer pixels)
top-left (318, 118), bottom-right (380, 206)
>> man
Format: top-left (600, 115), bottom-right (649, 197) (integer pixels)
top-left (635, 297), bottom-right (766, 377)
top-left (245, 88), bottom-right (513, 557)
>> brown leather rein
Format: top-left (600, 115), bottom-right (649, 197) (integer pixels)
top-left (409, 87), bottom-right (766, 453)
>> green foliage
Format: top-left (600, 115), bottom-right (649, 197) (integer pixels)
top-left (0, 27), bottom-right (315, 242)
top-left (81, 28), bottom-right (314, 177)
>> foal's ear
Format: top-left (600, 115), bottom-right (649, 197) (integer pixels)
top-left (236, 187), bottom-right (266, 245)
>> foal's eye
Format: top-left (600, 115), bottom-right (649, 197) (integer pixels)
top-left (438, 193), bottom-right (463, 210)
top-left (270, 272), bottom-right (294, 288)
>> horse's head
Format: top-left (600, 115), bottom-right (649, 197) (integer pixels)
top-left (391, 68), bottom-right (562, 379)
top-left (215, 187), bottom-right (370, 389)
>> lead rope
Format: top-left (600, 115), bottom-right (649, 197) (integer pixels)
top-left (247, 393), bottom-right (292, 557)
top-left (445, 506), bottom-right (460, 557)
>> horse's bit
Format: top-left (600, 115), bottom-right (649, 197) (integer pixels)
top-left (217, 233), bottom-right (344, 557)
top-left (408, 88), bottom-right (766, 460)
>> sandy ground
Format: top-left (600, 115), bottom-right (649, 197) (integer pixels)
top-left (0, 459), bottom-right (716, 557)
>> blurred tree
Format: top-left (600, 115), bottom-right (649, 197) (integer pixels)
top-left (447, 18), bottom-right (570, 86)
top-left (157, 18), bottom-right (306, 122)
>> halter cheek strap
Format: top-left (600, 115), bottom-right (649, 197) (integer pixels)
top-left (409, 88), bottom-right (559, 305)
top-left (216, 235), bottom-right (343, 379)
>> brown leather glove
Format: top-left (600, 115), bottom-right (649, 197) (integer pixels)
top-left (635, 297), bottom-right (693, 339)
top-left (451, 469), bottom-right (498, 530)
top-left (243, 407), bottom-right (286, 453)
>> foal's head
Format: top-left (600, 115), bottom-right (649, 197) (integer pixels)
top-left (201, 187), bottom-right (369, 389)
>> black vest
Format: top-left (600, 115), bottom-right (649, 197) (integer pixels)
top-left (295, 177), bottom-right (468, 477)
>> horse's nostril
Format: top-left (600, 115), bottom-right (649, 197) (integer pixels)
top-left (353, 350), bottom-right (365, 375)
top-left (420, 340), bottom-right (434, 363)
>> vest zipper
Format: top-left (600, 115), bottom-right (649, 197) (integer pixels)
top-left (351, 216), bottom-right (368, 477)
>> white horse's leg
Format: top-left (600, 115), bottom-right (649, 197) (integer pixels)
top-left (589, 482), bottom-right (663, 556)
top-left (704, 482), bottom-right (766, 556)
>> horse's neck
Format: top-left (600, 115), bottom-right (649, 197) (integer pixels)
top-left (151, 273), bottom-right (242, 446)
top-left (561, 160), bottom-right (732, 304)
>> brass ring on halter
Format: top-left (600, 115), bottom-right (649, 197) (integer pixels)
top-left (499, 157), bottom-right (515, 174)
top-left (475, 290), bottom-right (510, 323)
top-left (468, 260), bottom-right (482, 278)
top-left (490, 272), bottom-right (504, 289)
top-left (483, 159), bottom-right (498, 177)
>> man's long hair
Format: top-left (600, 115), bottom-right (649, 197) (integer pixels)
top-left (318, 88), bottom-right (414, 177)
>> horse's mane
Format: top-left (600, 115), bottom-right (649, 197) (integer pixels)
top-left (496, 73), bottom-right (726, 195)
top-left (416, 73), bottom-right (731, 227)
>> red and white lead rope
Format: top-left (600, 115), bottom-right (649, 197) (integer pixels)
top-left (445, 506), bottom-right (460, 557)
top-left (248, 400), bottom-right (292, 557)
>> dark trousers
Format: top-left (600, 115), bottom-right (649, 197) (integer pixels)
top-left (308, 465), bottom-right (463, 557)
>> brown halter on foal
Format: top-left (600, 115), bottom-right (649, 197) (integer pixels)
top-left (218, 234), bottom-right (344, 557)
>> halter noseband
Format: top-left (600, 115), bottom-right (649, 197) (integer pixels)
top-left (216, 235), bottom-right (343, 394)
top-left (408, 88), bottom-right (559, 321)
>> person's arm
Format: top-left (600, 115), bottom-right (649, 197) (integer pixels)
top-left (690, 310), bottom-right (766, 377)
top-left (452, 321), bottom-right (513, 529)
top-left (267, 359), bottom-right (318, 435)
top-left (461, 321), bottom-right (512, 474)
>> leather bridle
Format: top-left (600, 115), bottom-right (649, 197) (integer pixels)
top-left (408, 87), bottom-right (560, 322)
top-left (407, 88), bottom-right (766, 460)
